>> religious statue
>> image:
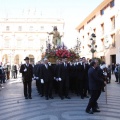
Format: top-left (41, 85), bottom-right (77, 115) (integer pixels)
top-left (47, 26), bottom-right (62, 47)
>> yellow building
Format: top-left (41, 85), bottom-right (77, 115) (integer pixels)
top-left (76, 0), bottom-right (120, 64)
top-left (0, 18), bottom-right (64, 65)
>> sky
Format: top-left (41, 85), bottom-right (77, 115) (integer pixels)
top-left (0, 0), bottom-right (103, 47)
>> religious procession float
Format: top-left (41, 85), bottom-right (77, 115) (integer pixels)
top-left (43, 44), bottom-right (80, 64)
top-left (41, 26), bottom-right (80, 64)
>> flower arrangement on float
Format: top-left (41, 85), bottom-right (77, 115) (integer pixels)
top-left (43, 43), bottom-right (80, 63)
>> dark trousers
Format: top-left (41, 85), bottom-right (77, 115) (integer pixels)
top-left (58, 78), bottom-right (69, 98)
top-left (115, 72), bottom-right (118, 82)
top-left (44, 80), bottom-right (53, 98)
top-left (58, 81), bottom-right (63, 97)
top-left (40, 82), bottom-right (44, 96)
top-left (23, 81), bottom-right (32, 97)
top-left (95, 90), bottom-right (101, 108)
top-left (7, 71), bottom-right (10, 80)
top-left (15, 71), bottom-right (17, 78)
top-left (76, 77), bottom-right (81, 95)
top-left (86, 90), bottom-right (100, 111)
top-left (80, 80), bottom-right (84, 97)
top-left (63, 78), bottom-right (69, 97)
top-left (12, 71), bottom-right (15, 78)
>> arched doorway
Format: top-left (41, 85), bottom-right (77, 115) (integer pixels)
top-left (28, 54), bottom-right (35, 63)
top-left (2, 54), bottom-right (8, 65)
top-left (14, 55), bottom-right (20, 65)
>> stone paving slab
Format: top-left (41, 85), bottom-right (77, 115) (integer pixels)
top-left (0, 75), bottom-right (120, 120)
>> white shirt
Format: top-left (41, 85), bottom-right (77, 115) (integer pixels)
top-left (45, 64), bottom-right (48, 69)
top-left (26, 64), bottom-right (29, 67)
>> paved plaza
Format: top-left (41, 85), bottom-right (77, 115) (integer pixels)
top-left (0, 75), bottom-right (120, 120)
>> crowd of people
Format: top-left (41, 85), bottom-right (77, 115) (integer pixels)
top-left (1, 57), bottom-right (120, 114)
top-left (0, 63), bottom-right (19, 90)
top-left (19, 56), bottom-right (120, 114)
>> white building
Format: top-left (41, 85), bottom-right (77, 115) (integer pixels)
top-left (0, 18), bottom-right (64, 65)
top-left (76, 0), bottom-right (120, 64)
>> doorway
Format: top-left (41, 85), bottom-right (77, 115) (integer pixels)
top-left (110, 55), bottom-right (116, 64)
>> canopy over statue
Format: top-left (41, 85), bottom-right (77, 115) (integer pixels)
top-left (47, 26), bottom-right (62, 47)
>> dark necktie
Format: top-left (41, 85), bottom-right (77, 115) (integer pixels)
top-left (46, 64), bottom-right (48, 69)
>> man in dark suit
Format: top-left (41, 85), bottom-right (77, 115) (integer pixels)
top-left (33, 61), bottom-right (41, 94)
top-left (58, 58), bottom-right (71, 99)
top-left (38, 60), bottom-right (44, 97)
top-left (53, 59), bottom-right (60, 95)
top-left (40, 58), bottom-right (54, 100)
top-left (11, 65), bottom-right (15, 79)
top-left (14, 65), bottom-right (18, 79)
top-left (82, 57), bottom-right (90, 98)
top-left (20, 57), bottom-right (33, 99)
top-left (86, 61), bottom-right (104, 114)
top-left (69, 60), bottom-right (77, 93)
top-left (76, 58), bottom-right (84, 98)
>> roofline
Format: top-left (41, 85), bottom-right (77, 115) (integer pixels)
top-left (76, 0), bottom-right (113, 30)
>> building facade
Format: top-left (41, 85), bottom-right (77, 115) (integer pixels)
top-left (76, 0), bottom-right (120, 65)
top-left (0, 18), bottom-right (64, 65)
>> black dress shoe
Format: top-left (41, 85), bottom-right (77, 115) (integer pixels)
top-left (81, 96), bottom-right (84, 99)
top-left (49, 96), bottom-right (54, 99)
top-left (45, 97), bottom-right (49, 100)
top-left (93, 109), bottom-right (100, 112)
top-left (85, 96), bottom-right (89, 98)
top-left (95, 105), bottom-right (99, 109)
top-left (86, 110), bottom-right (93, 114)
top-left (60, 96), bottom-right (64, 100)
top-left (25, 97), bottom-right (28, 99)
top-left (29, 97), bottom-right (32, 99)
top-left (65, 96), bottom-right (71, 99)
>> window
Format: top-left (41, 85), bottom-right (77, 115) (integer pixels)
top-left (100, 56), bottom-right (105, 61)
top-left (100, 9), bottom-right (104, 15)
top-left (40, 26), bottom-right (44, 30)
top-left (6, 26), bottom-right (10, 31)
top-left (110, 0), bottom-right (114, 8)
top-left (111, 16), bottom-right (115, 30)
top-left (87, 33), bottom-right (89, 40)
top-left (18, 26), bottom-right (22, 31)
top-left (101, 38), bottom-right (104, 45)
top-left (101, 23), bottom-right (104, 35)
top-left (111, 34), bottom-right (115, 47)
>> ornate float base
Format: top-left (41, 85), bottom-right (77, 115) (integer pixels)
top-left (48, 58), bottom-right (56, 64)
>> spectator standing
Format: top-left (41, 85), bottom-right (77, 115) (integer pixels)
top-left (114, 64), bottom-right (118, 82)
top-left (111, 63), bottom-right (115, 74)
top-left (107, 65), bottom-right (112, 83)
top-left (20, 57), bottom-right (33, 99)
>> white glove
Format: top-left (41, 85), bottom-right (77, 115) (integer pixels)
top-left (24, 68), bottom-right (27, 72)
top-left (59, 78), bottom-right (62, 81)
top-left (103, 72), bottom-right (107, 76)
top-left (41, 79), bottom-right (44, 84)
top-left (48, 62), bottom-right (51, 66)
top-left (32, 78), bottom-right (34, 80)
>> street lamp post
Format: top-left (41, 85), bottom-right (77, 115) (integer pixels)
top-left (74, 38), bottom-right (81, 55)
top-left (88, 33), bottom-right (97, 59)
